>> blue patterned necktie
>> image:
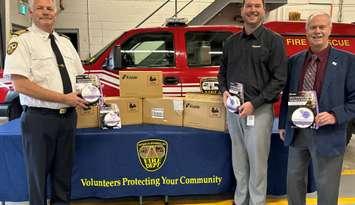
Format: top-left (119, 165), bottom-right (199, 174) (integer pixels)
top-left (302, 54), bottom-right (318, 91)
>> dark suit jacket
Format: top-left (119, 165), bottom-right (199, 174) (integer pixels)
top-left (279, 47), bottom-right (355, 156)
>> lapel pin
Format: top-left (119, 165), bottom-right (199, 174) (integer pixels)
top-left (332, 61), bottom-right (337, 66)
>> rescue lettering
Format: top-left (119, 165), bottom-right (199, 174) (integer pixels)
top-left (286, 37), bottom-right (351, 47)
top-left (328, 39), bottom-right (350, 47)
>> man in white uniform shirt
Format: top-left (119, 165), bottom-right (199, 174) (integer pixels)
top-left (4, 0), bottom-right (87, 204)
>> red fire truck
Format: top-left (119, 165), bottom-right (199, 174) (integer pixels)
top-left (0, 21), bottom-right (354, 122)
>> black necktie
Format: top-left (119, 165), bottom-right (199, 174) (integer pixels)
top-left (49, 33), bottom-right (72, 94)
top-left (302, 54), bottom-right (318, 91)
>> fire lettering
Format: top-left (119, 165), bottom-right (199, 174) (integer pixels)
top-left (286, 38), bottom-right (307, 46)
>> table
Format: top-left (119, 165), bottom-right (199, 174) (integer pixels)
top-left (0, 119), bottom-right (315, 202)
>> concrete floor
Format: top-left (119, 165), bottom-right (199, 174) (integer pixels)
top-left (340, 135), bottom-right (355, 198)
top-left (343, 135), bottom-right (355, 171)
top-left (3, 131), bottom-right (355, 205)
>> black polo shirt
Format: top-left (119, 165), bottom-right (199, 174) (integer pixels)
top-left (218, 25), bottom-right (287, 109)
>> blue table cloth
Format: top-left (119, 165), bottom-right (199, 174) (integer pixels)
top-left (0, 119), bottom-right (315, 201)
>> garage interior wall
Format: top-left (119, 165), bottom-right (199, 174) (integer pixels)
top-left (9, 0), bottom-right (214, 59)
top-left (269, 0), bottom-right (355, 23)
top-left (8, 0), bottom-right (355, 60)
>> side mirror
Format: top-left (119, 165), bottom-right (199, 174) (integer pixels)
top-left (112, 45), bottom-right (122, 69)
top-left (104, 45), bottom-right (122, 70)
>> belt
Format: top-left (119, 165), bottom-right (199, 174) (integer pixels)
top-left (23, 106), bottom-right (75, 115)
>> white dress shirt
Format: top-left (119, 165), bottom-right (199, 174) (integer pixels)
top-left (4, 24), bottom-right (85, 109)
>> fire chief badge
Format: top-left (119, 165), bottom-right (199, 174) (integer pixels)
top-left (137, 139), bottom-right (168, 172)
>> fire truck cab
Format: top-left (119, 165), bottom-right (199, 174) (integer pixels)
top-left (1, 20), bottom-right (355, 123)
top-left (83, 21), bottom-right (355, 98)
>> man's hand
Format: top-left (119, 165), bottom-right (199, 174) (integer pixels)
top-left (223, 91), bottom-right (230, 107)
top-left (238, 101), bottom-right (254, 118)
top-left (315, 112), bottom-right (336, 127)
top-left (279, 129), bottom-right (286, 141)
top-left (63, 92), bottom-right (88, 109)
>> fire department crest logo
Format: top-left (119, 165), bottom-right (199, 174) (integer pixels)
top-left (137, 139), bottom-right (168, 172)
top-left (7, 42), bottom-right (18, 55)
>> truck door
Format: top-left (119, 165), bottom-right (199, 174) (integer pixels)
top-left (178, 31), bottom-right (234, 95)
top-left (118, 32), bottom-right (182, 96)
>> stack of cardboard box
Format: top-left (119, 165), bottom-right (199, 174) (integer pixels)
top-left (116, 71), bottom-right (183, 127)
top-left (77, 71), bottom-right (227, 132)
top-left (105, 71), bottom-right (164, 126)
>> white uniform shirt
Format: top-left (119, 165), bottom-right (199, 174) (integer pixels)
top-left (4, 24), bottom-right (85, 109)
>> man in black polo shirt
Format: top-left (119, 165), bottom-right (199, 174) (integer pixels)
top-left (218, 0), bottom-right (287, 204)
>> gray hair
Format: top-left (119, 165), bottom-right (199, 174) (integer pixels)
top-left (306, 11), bottom-right (332, 30)
top-left (28, 0), bottom-right (57, 11)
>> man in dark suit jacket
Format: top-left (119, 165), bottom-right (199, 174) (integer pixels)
top-left (279, 11), bottom-right (355, 205)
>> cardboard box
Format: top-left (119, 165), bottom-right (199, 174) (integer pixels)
top-left (104, 97), bottom-right (143, 125)
top-left (76, 106), bottom-right (99, 128)
top-left (143, 97), bottom-right (183, 126)
top-left (119, 71), bottom-right (162, 98)
top-left (183, 94), bottom-right (226, 132)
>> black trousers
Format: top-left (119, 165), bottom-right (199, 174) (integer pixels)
top-left (21, 107), bottom-right (77, 205)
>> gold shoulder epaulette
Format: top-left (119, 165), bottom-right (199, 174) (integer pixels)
top-left (59, 33), bottom-right (70, 40)
top-left (11, 29), bottom-right (29, 37)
